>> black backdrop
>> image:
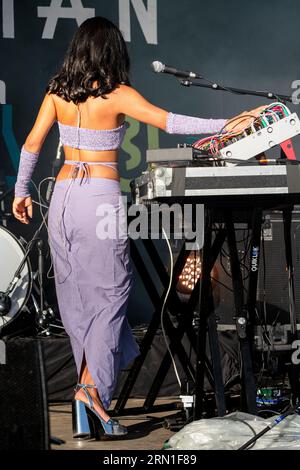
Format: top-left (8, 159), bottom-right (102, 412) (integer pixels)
top-left (1, 0), bottom-right (300, 325)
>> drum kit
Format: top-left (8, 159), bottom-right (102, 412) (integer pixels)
top-left (0, 170), bottom-right (63, 339)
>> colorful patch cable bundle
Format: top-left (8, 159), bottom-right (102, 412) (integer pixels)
top-left (192, 102), bottom-right (291, 158)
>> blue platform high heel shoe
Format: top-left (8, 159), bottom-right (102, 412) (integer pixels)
top-left (72, 383), bottom-right (128, 439)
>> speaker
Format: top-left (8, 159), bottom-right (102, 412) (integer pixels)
top-left (256, 209), bottom-right (300, 324)
top-left (0, 336), bottom-right (50, 450)
top-left (210, 208), bottom-right (300, 325)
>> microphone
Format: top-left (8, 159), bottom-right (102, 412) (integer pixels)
top-left (151, 61), bottom-right (202, 79)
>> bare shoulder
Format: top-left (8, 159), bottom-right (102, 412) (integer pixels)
top-left (111, 84), bottom-right (144, 101)
top-left (42, 91), bottom-right (55, 103)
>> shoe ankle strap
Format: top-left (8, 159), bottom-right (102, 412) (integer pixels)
top-left (77, 383), bottom-right (97, 389)
top-left (74, 383), bottom-right (97, 409)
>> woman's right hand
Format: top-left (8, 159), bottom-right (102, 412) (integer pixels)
top-left (12, 196), bottom-right (33, 224)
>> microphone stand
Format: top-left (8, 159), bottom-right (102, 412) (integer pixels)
top-left (35, 237), bottom-right (58, 337)
top-left (179, 76), bottom-right (292, 103)
top-left (180, 75), bottom-right (294, 161)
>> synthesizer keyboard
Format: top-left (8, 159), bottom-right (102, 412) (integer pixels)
top-left (193, 103), bottom-right (300, 164)
top-left (217, 112), bottom-right (300, 162)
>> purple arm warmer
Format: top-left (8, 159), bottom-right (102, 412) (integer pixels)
top-left (166, 112), bottom-right (227, 135)
top-left (14, 146), bottom-right (39, 198)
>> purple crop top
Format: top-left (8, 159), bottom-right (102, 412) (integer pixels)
top-left (57, 121), bottom-right (126, 151)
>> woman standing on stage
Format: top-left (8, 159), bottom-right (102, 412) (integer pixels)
top-left (12, 16), bottom-right (260, 438)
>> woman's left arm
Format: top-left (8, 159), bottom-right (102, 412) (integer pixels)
top-left (23, 93), bottom-right (57, 153)
top-left (13, 93), bottom-right (57, 224)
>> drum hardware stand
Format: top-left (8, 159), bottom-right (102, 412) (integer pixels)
top-left (32, 238), bottom-right (63, 336)
top-left (26, 235), bottom-right (65, 336)
top-left (30, 272), bottom-right (64, 336)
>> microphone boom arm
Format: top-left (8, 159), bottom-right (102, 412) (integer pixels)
top-left (180, 78), bottom-right (292, 103)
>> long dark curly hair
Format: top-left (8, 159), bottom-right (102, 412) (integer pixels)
top-left (46, 16), bottom-right (130, 103)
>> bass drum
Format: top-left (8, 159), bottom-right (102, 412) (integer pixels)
top-left (0, 226), bottom-right (32, 332)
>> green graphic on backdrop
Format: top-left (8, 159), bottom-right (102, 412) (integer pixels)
top-left (147, 122), bottom-right (160, 150)
top-left (120, 116), bottom-right (159, 193)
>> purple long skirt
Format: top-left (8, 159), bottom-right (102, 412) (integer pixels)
top-left (47, 174), bottom-right (140, 409)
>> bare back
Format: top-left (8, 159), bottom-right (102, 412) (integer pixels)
top-left (52, 88), bottom-right (127, 181)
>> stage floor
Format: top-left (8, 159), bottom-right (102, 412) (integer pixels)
top-left (49, 398), bottom-right (180, 450)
